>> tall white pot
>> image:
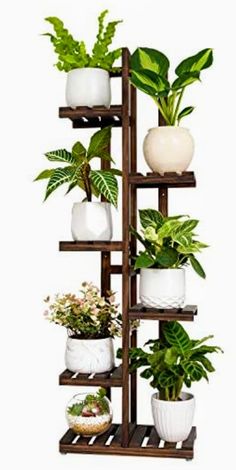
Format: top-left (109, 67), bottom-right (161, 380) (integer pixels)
top-left (140, 268), bottom-right (185, 309)
top-left (143, 126), bottom-right (194, 175)
top-left (151, 392), bottom-right (195, 442)
top-left (66, 67), bottom-right (111, 109)
top-left (71, 202), bottom-right (113, 241)
top-left (65, 337), bottom-right (115, 374)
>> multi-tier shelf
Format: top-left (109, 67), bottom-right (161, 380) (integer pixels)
top-left (58, 49), bottom-right (197, 460)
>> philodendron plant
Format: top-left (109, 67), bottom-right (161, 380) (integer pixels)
top-left (121, 321), bottom-right (222, 401)
top-left (130, 47), bottom-right (213, 125)
top-left (35, 126), bottom-right (121, 206)
top-left (131, 209), bottom-right (208, 277)
top-left (44, 10), bottom-right (122, 72)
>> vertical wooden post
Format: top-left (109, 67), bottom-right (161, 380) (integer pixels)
top-left (130, 81), bottom-right (137, 423)
top-left (121, 48), bottom-right (131, 447)
top-left (101, 125), bottom-right (111, 401)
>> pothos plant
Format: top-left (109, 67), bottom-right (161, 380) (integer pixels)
top-left (130, 47), bottom-right (213, 125)
top-left (43, 10), bottom-right (122, 73)
top-left (34, 126), bottom-right (121, 206)
top-left (118, 321), bottom-right (223, 401)
top-left (130, 209), bottom-right (208, 278)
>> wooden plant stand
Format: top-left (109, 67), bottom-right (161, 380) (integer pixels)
top-left (58, 49), bottom-right (197, 460)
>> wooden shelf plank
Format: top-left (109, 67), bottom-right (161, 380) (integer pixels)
top-left (59, 241), bottom-right (124, 252)
top-left (129, 304), bottom-right (197, 321)
top-left (59, 105), bottom-right (125, 128)
top-left (59, 425), bottom-right (196, 459)
top-left (59, 366), bottom-right (122, 387)
top-left (128, 171), bottom-right (196, 188)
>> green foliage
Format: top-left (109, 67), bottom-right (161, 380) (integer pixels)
top-left (44, 10), bottom-right (122, 72)
top-left (120, 321), bottom-right (223, 401)
top-left (130, 47), bottom-right (213, 125)
top-left (131, 209), bottom-right (208, 278)
top-left (67, 388), bottom-right (109, 416)
top-left (34, 126), bottom-right (121, 206)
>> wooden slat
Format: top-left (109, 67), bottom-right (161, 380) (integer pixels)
top-left (60, 429), bottom-right (76, 445)
top-left (182, 426), bottom-right (197, 450)
top-left (164, 441), bottom-right (177, 449)
top-left (129, 425), bottom-right (148, 448)
top-left (128, 171), bottom-right (196, 188)
top-left (147, 427), bottom-right (161, 447)
top-left (110, 423), bottom-right (136, 448)
top-left (59, 105), bottom-right (123, 120)
top-left (59, 241), bottom-right (124, 252)
top-left (93, 424), bottom-right (118, 446)
top-left (59, 367), bottom-right (122, 387)
top-left (110, 365), bottom-right (122, 379)
top-left (129, 304), bottom-right (197, 321)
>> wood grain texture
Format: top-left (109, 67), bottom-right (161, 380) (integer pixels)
top-left (128, 172), bottom-right (196, 188)
top-left (59, 241), bottom-right (123, 252)
top-left (129, 304), bottom-right (197, 321)
top-left (59, 366), bottom-right (122, 387)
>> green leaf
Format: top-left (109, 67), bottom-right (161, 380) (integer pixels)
top-left (34, 169), bottom-right (54, 181)
top-left (158, 369), bottom-right (178, 388)
top-left (157, 219), bottom-right (181, 240)
top-left (87, 126), bottom-right (111, 159)
top-left (163, 322), bottom-right (191, 354)
top-left (45, 167), bottom-right (74, 200)
top-left (175, 48), bottom-right (213, 76)
top-left (140, 368), bottom-right (153, 379)
top-left (45, 149), bottom-right (76, 164)
top-left (174, 219), bottom-right (199, 235)
top-left (178, 106), bottom-right (194, 123)
top-left (190, 255), bottom-right (206, 278)
top-left (134, 252), bottom-right (154, 270)
top-left (172, 72), bottom-right (200, 91)
top-left (155, 247), bottom-right (178, 267)
top-left (108, 168), bottom-right (122, 176)
top-left (164, 347), bottom-right (179, 366)
top-left (72, 141), bottom-right (86, 162)
top-left (130, 47), bottom-right (169, 77)
top-left (90, 170), bottom-right (118, 206)
top-left (129, 225), bottom-right (152, 251)
top-left (139, 209), bottom-right (164, 229)
top-left (131, 69), bottom-right (170, 97)
top-left (181, 360), bottom-right (208, 382)
top-left (194, 356), bottom-right (215, 373)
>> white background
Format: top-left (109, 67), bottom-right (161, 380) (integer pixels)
top-left (1, 0), bottom-right (235, 468)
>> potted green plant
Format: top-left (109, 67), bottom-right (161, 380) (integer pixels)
top-left (66, 388), bottom-right (113, 436)
top-left (44, 10), bottom-right (122, 108)
top-left (131, 209), bottom-right (208, 308)
top-left (34, 126), bottom-right (121, 241)
top-left (130, 47), bottom-right (213, 174)
top-left (44, 282), bottom-right (120, 373)
top-left (122, 321), bottom-right (222, 442)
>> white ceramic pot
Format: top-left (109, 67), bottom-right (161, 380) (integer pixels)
top-left (71, 202), bottom-right (113, 241)
top-left (65, 337), bottom-right (115, 374)
top-left (151, 392), bottom-right (195, 442)
top-left (66, 67), bottom-right (111, 109)
top-left (143, 126), bottom-right (194, 175)
top-left (140, 268), bottom-right (185, 309)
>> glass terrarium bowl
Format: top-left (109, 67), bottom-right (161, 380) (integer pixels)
top-left (66, 390), bottom-right (113, 437)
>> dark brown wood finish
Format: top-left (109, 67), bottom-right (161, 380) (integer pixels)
top-left (129, 304), bottom-right (197, 321)
top-left (59, 425), bottom-right (196, 459)
top-left (130, 80), bottom-right (138, 424)
top-left (121, 47), bottom-right (131, 447)
top-left (59, 241), bottom-right (123, 251)
top-left (129, 171), bottom-right (196, 188)
top-left (59, 366), bottom-right (122, 387)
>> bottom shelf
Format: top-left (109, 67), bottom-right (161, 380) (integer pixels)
top-left (60, 424), bottom-right (196, 459)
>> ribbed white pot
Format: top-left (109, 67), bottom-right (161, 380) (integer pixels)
top-left (66, 67), bottom-right (111, 109)
top-left (71, 202), bottom-right (113, 241)
top-left (151, 392), bottom-right (195, 442)
top-left (65, 337), bottom-right (115, 374)
top-left (140, 268), bottom-right (185, 309)
top-left (143, 126), bottom-right (194, 175)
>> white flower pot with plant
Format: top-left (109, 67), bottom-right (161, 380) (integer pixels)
top-left (35, 126), bottom-right (121, 241)
top-left (131, 209), bottom-right (208, 308)
top-left (44, 282), bottom-right (139, 374)
top-left (130, 47), bottom-right (213, 174)
top-left (44, 10), bottom-right (122, 108)
top-left (126, 321), bottom-right (222, 442)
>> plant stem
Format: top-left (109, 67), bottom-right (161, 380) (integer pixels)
top-left (81, 163), bottom-right (92, 201)
top-left (172, 89), bottom-right (184, 126)
top-left (152, 97), bottom-right (171, 125)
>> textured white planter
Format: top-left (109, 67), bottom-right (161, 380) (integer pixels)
top-left (71, 202), bottom-right (113, 241)
top-left (66, 67), bottom-right (111, 109)
top-left (151, 392), bottom-right (195, 442)
top-left (140, 268), bottom-right (185, 309)
top-left (65, 337), bottom-right (115, 374)
top-left (143, 126), bottom-right (194, 175)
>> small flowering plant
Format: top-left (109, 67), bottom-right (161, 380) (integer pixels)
top-left (44, 282), bottom-right (123, 339)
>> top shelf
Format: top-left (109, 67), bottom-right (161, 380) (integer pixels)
top-left (129, 172), bottom-right (196, 188)
top-left (59, 105), bottom-right (124, 128)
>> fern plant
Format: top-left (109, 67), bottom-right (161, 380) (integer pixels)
top-left (43, 10), bottom-right (122, 72)
top-left (34, 126), bottom-right (121, 206)
top-left (117, 322), bottom-right (223, 401)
